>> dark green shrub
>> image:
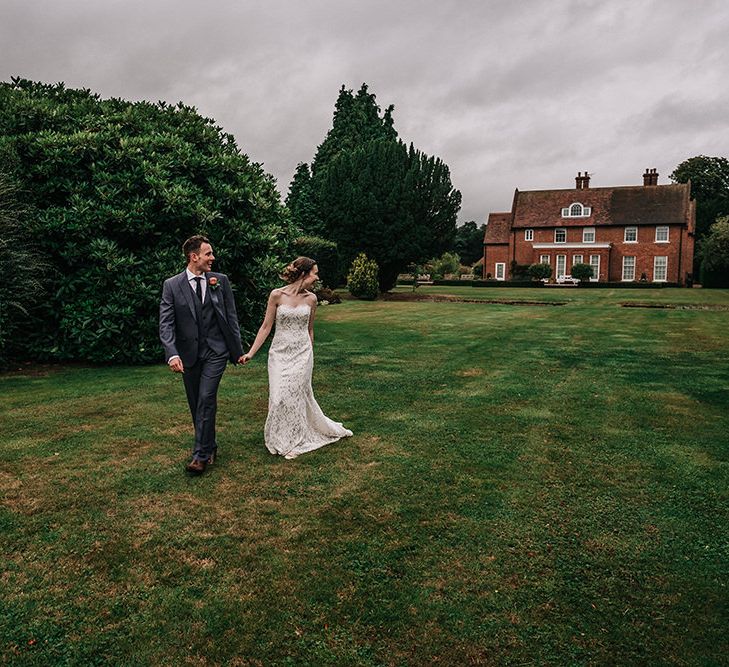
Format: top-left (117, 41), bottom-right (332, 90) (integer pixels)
top-left (432, 279), bottom-right (478, 286)
top-left (510, 261), bottom-right (531, 280)
top-left (347, 253), bottom-right (379, 300)
top-left (571, 263), bottom-right (594, 282)
top-left (528, 263), bottom-right (552, 281)
top-left (579, 281), bottom-right (675, 288)
top-left (0, 78), bottom-right (295, 363)
top-left (293, 236), bottom-right (341, 287)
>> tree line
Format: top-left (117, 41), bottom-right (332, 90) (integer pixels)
top-left (1, 77), bottom-right (728, 367)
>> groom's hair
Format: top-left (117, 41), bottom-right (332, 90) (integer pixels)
top-left (183, 235), bottom-right (210, 261)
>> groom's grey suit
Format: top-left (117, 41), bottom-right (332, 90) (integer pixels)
top-left (159, 270), bottom-right (244, 463)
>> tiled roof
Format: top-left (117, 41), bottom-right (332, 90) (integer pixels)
top-left (511, 183), bottom-right (691, 228)
top-left (484, 212), bottom-right (511, 243)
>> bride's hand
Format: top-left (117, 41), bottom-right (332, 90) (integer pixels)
top-left (240, 353), bottom-right (253, 364)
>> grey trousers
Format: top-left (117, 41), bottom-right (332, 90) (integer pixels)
top-left (182, 348), bottom-right (229, 461)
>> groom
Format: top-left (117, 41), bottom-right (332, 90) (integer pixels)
top-left (159, 235), bottom-right (244, 474)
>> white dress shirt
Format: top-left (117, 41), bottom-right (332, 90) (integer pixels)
top-left (186, 268), bottom-right (207, 303)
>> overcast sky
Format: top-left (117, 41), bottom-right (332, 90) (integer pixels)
top-left (2, 0), bottom-right (728, 223)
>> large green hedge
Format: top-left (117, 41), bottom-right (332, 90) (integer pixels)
top-left (0, 172), bottom-right (48, 368)
top-left (0, 78), bottom-right (295, 364)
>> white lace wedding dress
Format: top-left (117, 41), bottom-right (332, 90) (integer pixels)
top-left (264, 304), bottom-right (352, 459)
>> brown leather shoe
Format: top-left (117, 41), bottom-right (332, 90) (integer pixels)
top-left (186, 459), bottom-right (206, 475)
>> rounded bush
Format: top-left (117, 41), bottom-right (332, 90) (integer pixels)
top-left (347, 253), bottom-right (379, 300)
top-left (571, 263), bottom-right (594, 282)
top-left (528, 263), bottom-right (552, 281)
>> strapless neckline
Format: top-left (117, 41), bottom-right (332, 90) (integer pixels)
top-left (278, 303), bottom-right (311, 312)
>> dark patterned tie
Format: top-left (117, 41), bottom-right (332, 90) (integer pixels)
top-left (193, 276), bottom-right (203, 302)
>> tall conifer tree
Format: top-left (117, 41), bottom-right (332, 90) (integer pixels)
top-left (291, 83), bottom-right (460, 291)
top-left (286, 162), bottom-right (322, 236)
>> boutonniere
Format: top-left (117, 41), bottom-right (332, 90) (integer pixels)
top-left (208, 276), bottom-right (220, 291)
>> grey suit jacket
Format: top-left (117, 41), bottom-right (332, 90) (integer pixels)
top-left (159, 270), bottom-right (244, 367)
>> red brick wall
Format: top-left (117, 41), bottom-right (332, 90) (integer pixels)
top-left (511, 224), bottom-right (691, 283)
top-left (483, 245), bottom-right (509, 279)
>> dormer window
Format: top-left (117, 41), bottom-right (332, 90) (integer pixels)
top-left (561, 202), bottom-right (592, 218)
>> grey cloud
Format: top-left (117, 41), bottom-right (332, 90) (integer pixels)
top-left (1, 0), bottom-right (728, 224)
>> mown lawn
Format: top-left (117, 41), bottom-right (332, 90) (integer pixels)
top-left (2, 288), bottom-right (728, 666)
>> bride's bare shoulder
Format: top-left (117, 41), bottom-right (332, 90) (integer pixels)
top-left (303, 290), bottom-right (318, 305)
top-left (269, 288), bottom-right (285, 303)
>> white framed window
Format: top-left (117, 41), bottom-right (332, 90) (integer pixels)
top-left (624, 227), bottom-right (638, 243)
top-left (655, 226), bottom-right (669, 243)
top-left (562, 203), bottom-right (592, 218)
top-left (540, 254), bottom-right (550, 264)
top-left (495, 262), bottom-right (506, 281)
top-left (622, 256), bottom-right (636, 281)
top-left (555, 228), bottom-right (567, 243)
top-left (525, 228), bottom-right (534, 241)
top-left (589, 255), bottom-right (600, 281)
top-left (583, 227), bottom-right (595, 243)
top-left (654, 256), bottom-right (668, 282)
top-left (556, 254), bottom-right (566, 279)
top-left (572, 254), bottom-right (583, 266)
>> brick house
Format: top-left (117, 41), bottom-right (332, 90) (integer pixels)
top-left (482, 170), bottom-right (696, 285)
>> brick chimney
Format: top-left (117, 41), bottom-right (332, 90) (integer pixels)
top-left (643, 168), bottom-right (659, 186)
top-left (575, 171), bottom-right (591, 189)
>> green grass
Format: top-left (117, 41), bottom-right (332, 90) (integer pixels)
top-left (2, 288), bottom-right (728, 665)
top-left (391, 283), bottom-right (729, 306)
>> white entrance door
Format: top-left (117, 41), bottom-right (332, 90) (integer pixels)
top-left (556, 255), bottom-right (566, 279)
top-left (589, 255), bottom-right (600, 281)
top-left (495, 262), bottom-right (505, 281)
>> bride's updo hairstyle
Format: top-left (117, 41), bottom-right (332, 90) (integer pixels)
top-left (280, 256), bottom-right (317, 284)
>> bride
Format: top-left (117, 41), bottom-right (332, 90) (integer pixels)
top-left (242, 257), bottom-right (353, 459)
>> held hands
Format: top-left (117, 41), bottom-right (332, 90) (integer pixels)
top-left (239, 353), bottom-right (253, 365)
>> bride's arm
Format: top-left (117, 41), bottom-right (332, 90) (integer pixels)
top-left (307, 295), bottom-right (317, 345)
top-left (242, 292), bottom-right (278, 362)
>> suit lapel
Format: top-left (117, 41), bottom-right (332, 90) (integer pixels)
top-left (177, 271), bottom-right (198, 321)
top-left (206, 273), bottom-right (228, 324)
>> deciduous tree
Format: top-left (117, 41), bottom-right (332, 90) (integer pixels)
top-left (454, 221), bottom-right (485, 265)
top-left (671, 156), bottom-right (729, 244)
top-left (699, 217), bottom-right (729, 287)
